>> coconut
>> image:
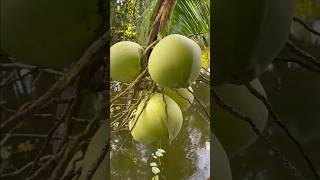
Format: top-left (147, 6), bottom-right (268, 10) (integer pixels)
top-left (213, 134), bottom-right (233, 180)
top-left (213, 79), bottom-right (268, 155)
top-left (163, 87), bottom-right (194, 111)
top-left (213, 0), bottom-right (294, 85)
top-left (1, 0), bottom-right (104, 68)
top-left (129, 93), bottom-right (183, 144)
top-left (148, 34), bottom-right (201, 88)
top-left (110, 41), bottom-right (143, 83)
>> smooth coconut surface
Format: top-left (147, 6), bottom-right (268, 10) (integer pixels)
top-left (129, 93), bottom-right (183, 144)
top-left (213, 79), bottom-right (268, 155)
top-left (213, 0), bottom-right (294, 85)
top-left (163, 87), bottom-right (194, 111)
top-left (110, 41), bottom-right (143, 83)
top-left (213, 134), bottom-right (233, 180)
top-left (148, 34), bottom-right (201, 88)
top-left (1, 0), bottom-right (104, 68)
top-left (78, 122), bottom-right (108, 180)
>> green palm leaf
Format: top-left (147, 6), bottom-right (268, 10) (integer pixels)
top-left (170, 0), bottom-right (210, 48)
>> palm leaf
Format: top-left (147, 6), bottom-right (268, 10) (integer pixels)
top-left (169, 0), bottom-right (210, 48)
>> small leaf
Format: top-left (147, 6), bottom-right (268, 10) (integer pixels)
top-left (157, 148), bottom-right (166, 153)
top-left (155, 151), bottom-right (163, 157)
top-left (152, 175), bottom-right (159, 180)
top-left (150, 162), bottom-right (157, 167)
top-left (151, 167), bottom-right (160, 174)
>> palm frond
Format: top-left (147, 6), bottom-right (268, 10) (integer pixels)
top-left (169, 0), bottom-right (210, 48)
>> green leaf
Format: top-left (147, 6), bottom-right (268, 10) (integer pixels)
top-left (152, 175), bottom-right (159, 180)
top-left (156, 148), bottom-right (166, 153)
top-left (150, 162), bottom-right (158, 167)
top-left (151, 167), bottom-right (161, 174)
top-left (155, 151), bottom-right (163, 157)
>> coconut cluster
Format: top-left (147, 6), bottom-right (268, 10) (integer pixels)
top-left (110, 34), bottom-right (202, 144)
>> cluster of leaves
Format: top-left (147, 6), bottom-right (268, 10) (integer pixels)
top-left (111, 0), bottom-right (147, 44)
top-left (150, 148), bottom-right (166, 179)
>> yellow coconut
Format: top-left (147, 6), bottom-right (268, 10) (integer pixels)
top-left (213, 79), bottom-right (268, 155)
top-left (110, 41), bottom-right (143, 83)
top-left (163, 87), bottom-right (194, 111)
top-left (213, 0), bottom-right (294, 85)
top-left (213, 134), bottom-right (233, 180)
top-left (129, 93), bottom-right (183, 144)
top-left (1, 0), bottom-right (104, 68)
top-left (148, 34), bottom-right (202, 88)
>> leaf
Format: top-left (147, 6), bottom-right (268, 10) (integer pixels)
top-left (152, 175), bottom-right (159, 180)
top-left (169, 0), bottom-right (210, 48)
top-left (156, 148), bottom-right (166, 153)
top-left (150, 162), bottom-right (158, 167)
top-left (151, 167), bottom-right (161, 174)
top-left (155, 151), bottom-right (163, 157)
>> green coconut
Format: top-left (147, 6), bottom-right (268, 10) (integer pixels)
top-left (213, 134), bottom-right (233, 180)
top-left (78, 122), bottom-right (108, 180)
top-left (1, 0), bottom-right (104, 68)
top-left (110, 41), bottom-right (143, 83)
top-left (213, 0), bottom-right (294, 85)
top-left (129, 93), bottom-right (183, 144)
top-left (148, 34), bottom-right (202, 88)
top-left (213, 79), bottom-right (268, 155)
top-left (163, 87), bottom-right (194, 111)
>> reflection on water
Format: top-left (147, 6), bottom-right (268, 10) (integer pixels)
top-left (110, 82), bottom-right (210, 180)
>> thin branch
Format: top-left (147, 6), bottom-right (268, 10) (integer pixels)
top-left (246, 83), bottom-right (320, 180)
top-left (293, 16), bottom-right (320, 37)
top-left (0, 63), bottom-right (63, 76)
top-left (110, 68), bottom-right (148, 103)
top-left (0, 31), bottom-right (109, 132)
top-left (286, 40), bottom-right (320, 69)
top-left (187, 88), bottom-right (210, 120)
top-left (0, 155), bottom-right (53, 178)
top-left (48, 93), bottom-right (104, 180)
top-left (0, 133), bottom-right (76, 140)
top-left (28, 99), bottom-right (76, 175)
top-left (0, 67), bottom-right (39, 89)
top-left (275, 57), bottom-right (320, 74)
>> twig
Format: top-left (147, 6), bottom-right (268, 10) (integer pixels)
top-left (0, 155), bottom-right (53, 178)
top-left (0, 133), bottom-right (76, 140)
top-left (293, 16), bottom-right (320, 37)
top-left (115, 85), bottom-right (155, 153)
top-left (110, 68), bottom-right (148, 103)
top-left (246, 83), bottom-right (320, 180)
top-left (0, 63), bottom-right (63, 76)
top-left (286, 40), bottom-right (320, 69)
top-left (187, 88), bottom-right (210, 120)
top-left (275, 57), bottom-right (320, 74)
top-left (48, 93), bottom-right (104, 180)
top-left (0, 31), bottom-right (109, 132)
top-left (25, 144), bottom-right (68, 180)
top-left (28, 99), bottom-right (76, 175)
top-left (0, 67), bottom-right (39, 89)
